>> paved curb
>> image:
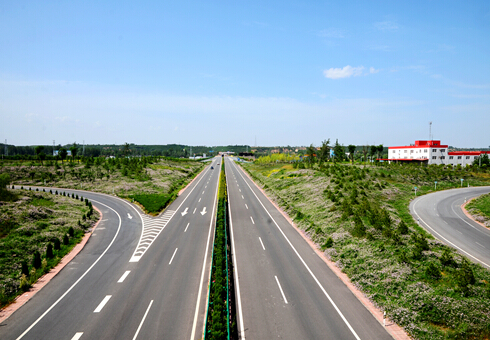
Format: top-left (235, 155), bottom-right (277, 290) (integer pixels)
top-left (0, 206), bottom-right (103, 324)
top-left (461, 198), bottom-right (488, 229)
top-left (239, 165), bottom-right (412, 340)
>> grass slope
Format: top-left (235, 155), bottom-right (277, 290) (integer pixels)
top-left (0, 189), bottom-right (99, 308)
top-left (466, 193), bottom-right (490, 227)
top-left (242, 161), bottom-right (490, 340)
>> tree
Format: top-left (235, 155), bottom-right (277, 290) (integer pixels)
top-left (123, 142), bottom-right (131, 157)
top-left (318, 139), bottom-right (330, 166)
top-left (474, 153), bottom-right (490, 167)
top-left (348, 145), bottom-right (356, 164)
top-left (69, 143), bottom-right (78, 163)
top-left (0, 173), bottom-right (11, 200)
top-left (333, 139), bottom-right (346, 162)
top-left (362, 145), bottom-right (369, 164)
top-left (59, 148), bottom-right (68, 163)
top-left (35, 146), bottom-right (45, 166)
top-left (306, 144), bottom-right (316, 166)
top-left (377, 144), bottom-right (384, 160)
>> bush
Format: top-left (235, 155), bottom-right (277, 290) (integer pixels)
top-left (32, 250), bottom-right (41, 269)
top-left (19, 274), bottom-right (30, 292)
top-left (397, 220), bottom-right (409, 235)
top-left (63, 234), bottom-right (69, 245)
top-left (54, 237), bottom-right (61, 250)
top-left (425, 262), bottom-right (441, 280)
top-left (324, 237), bottom-right (333, 248)
top-left (68, 226), bottom-right (74, 237)
top-left (46, 243), bottom-right (54, 259)
top-left (21, 260), bottom-right (29, 276)
top-left (440, 248), bottom-right (456, 267)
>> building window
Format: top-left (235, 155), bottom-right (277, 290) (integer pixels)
top-left (433, 149), bottom-right (437, 152)
top-left (410, 150), bottom-right (413, 153)
top-left (458, 156), bottom-right (462, 159)
top-left (466, 156), bottom-right (470, 159)
top-left (432, 156), bottom-right (437, 159)
top-left (449, 156), bottom-right (453, 159)
top-left (441, 156), bottom-right (445, 159)
top-left (404, 150), bottom-right (407, 153)
top-left (424, 149), bottom-right (427, 152)
top-left (441, 149), bottom-right (445, 152)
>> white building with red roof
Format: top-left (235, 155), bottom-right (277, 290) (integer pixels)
top-left (386, 140), bottom-right (489, 166)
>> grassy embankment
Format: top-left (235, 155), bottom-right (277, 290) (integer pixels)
top-left (0, 156), bottom-right (204, 215)
top-left (242, 160), bottom-right (490, 340)
top-left (0, 188), bottom-right (98, 308)
top-left (466, 193), bottom-right (490, 227)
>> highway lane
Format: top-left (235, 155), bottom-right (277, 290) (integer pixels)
top-left (225, 158), bottom-right (392, 340)
top-left (1, 157), bottom-right (221, 340)
top-left (410, 186), bottom-right (490, 269)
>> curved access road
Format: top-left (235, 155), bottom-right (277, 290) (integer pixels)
top-left (410, 186), bottom-right (490, 269)
top-left (0, 157), bottom-right (221, 340)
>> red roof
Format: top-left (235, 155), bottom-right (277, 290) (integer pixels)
top-left (448, 151), bottom-right (490, 156)
top-left (379, 158), bottom-right (428, 161)
top-left (389, 140), bottom-right (448, 149)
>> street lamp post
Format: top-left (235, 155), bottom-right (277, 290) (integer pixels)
top-left (435, 181), bottom-right (437, 190)
top-left (461, 179), bottom-right (464, 187)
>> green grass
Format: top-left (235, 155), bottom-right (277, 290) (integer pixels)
top-left (242, 160), bottom-right (490, 340)
top-left (466, 193), bottom-right (490, 227)
top-left (128, 193), bottom-right (173, 214)
top-left (0, 190), bottom-right (99, 308)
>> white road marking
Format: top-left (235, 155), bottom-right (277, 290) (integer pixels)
top-left (181, 207), bottom-right (189, 216)
top-left (205, 186), bottom-right (207, 188)
top-left (199, 197), bottom-right (201, 202)
top-left (71, 333), bottom-right (83, 340)
top-left (250, 216), bottom-right (255, 224)
top-left (15, 199), bottom-right (123, 340)
top-left (118, 270), bottom-right (131, 283)
top-left (476, 242), bottom-right (486, 248)
top-left (242, 195), bottom-right (244, 199)
top-left (128, 213), bottom-right (133, 219)
top-left (457, 230), bottom-right (463, 234)
top-left (201, 207), bottom-right (207, 215)
top-left (232, 161), bottom-right (361, 340)
top-left (226, 163), bottom-right (246, 340)
top-left (259, 237), bottom-right (265, 250)
top-left (169, 248), bottom-right (178, 265)
top-left (190, 163), bottom-right (221, 340)
top-left (132, 300), bottom-right (154, 340)
top-left (193, 208), bottom-right (197, 214)
top-left (239, 189), bottom-right (241, 192)
top-left (94, 295), bottom-right (112, 313)
top-left (275, 276), bottom-right (288, 304)
top-left (185, 222), bottom-right (190, 232)
top-left (245, 204), bottom-right (248, 209)
top-left (202, 191), bottom-right (205, 195)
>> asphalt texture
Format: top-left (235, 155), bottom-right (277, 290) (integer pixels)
top-left (410, 186), bottom-right (490, 269)
top-left (226, 158), bottom-right (392, 340)
top-left (0, 157), bottom-right (221, 340)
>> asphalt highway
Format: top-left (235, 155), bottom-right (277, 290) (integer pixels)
top-left (225, 158), bottom-right (392, 340)
top-left (1, 158), bottom-right (221, 340)
top-left (410, 186), bottom-right (490, 269)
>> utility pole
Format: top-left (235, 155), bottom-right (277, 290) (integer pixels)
top-left (53, 140), bottom-right (56, 156)
top-left (4, 139), bottom-right (7, 157)
top-left (429, 121), bottom-right (432, 140)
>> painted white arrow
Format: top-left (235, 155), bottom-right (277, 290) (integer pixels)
top-left (200, 207), bottom-right (207, 216)
top-left (181, 207), bottom-right (189, 216)
top-left (127, 213), bottom-right (133, 219)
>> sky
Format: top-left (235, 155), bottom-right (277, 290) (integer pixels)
top-left (1, 1), bottom-right (489, 148)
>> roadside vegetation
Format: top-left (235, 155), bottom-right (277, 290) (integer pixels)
top-left (466, 193), bottom-right (490, 228)
top-left (205, 162), bottom-right (237, 339)
top-left (242, 156), bottom-right (490, 340)
top-left (0, 183), bottom-right (98, 308)
top-left (0, 156), bottom-right (204, 215)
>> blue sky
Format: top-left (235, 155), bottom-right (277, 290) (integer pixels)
top-left (1, 1), bottom-right (489, 148)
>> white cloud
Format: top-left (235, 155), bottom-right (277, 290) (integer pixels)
top-left (374, 21), bottom-right (399, 31)
top-left (369, 67), bottom-right (379, 74)
top-left (318, 28), bottom-right (345, 39)
top-left (323, 65), bottom-right (364, 79)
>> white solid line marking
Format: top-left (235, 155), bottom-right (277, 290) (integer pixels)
top-left (118, 270), bottom-right (131, 283)
top-left (245, 204), bottom-right (248, 209)
top-left (169, 248), bottom-right (178, 265)
top-left (185, 222), bottom-right (190, 232)
top-left (16, 199), bottom-right (123, 340)
top-left (232, 161), bottom-right (361, 340)
top-left (199, 197), bottom-right (201, 202)
top-left (190, 163), bottom-right (221, 340)
top-left (250, 216), bottom-right (255, 224)
top-left (132, 300), bottom-right (154, 340)
top-left (71, 333), bottom-right (83, 340)
top-left (94, 295), bottom-right (112, 313)
top-left (275, 276), bottom-right (288, 304)
top-left (193, 208), bottom-right (196, 214)
top-left (476, 242), bottom-right (486, 248)
top-left (259, 237), bottom-right (265, 250)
